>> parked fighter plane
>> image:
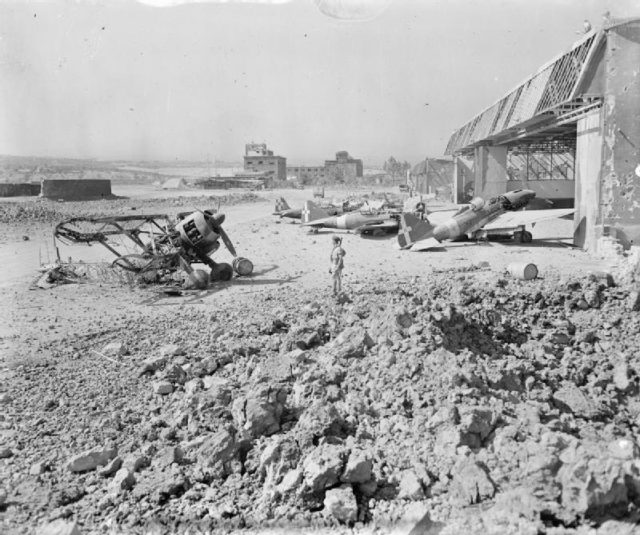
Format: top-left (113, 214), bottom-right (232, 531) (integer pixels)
top-left (397, 189), bottom-right (575, 251)
top-left (302, 200), bottom-right (399, 236)
top-left (273, 197), bottom-right (348, 221)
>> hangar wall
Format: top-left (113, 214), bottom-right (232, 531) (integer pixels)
top-left (40, 179), bottom-right (112, 201)
top-left (601, 21), bottom-right (640, 248)
top-left (0, 183), bottom-right (41, 197)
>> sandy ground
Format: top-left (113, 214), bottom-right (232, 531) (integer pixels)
top-left (3, 187), bottom-right (639, 535)
top-left (0, 187), bottom-right (609, 358)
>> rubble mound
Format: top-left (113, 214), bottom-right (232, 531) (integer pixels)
top-left (2, 270), bottom-right (640, 533)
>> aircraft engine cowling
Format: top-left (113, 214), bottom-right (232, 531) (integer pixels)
top-left (175, 212), bottom-right (221, 255)
top-left (469, 197), bottom-right (485, 211)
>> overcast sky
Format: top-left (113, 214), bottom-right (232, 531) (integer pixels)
top-left (1, 0), bottom-right (637, 166)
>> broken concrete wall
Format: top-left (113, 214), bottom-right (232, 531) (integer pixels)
top-left (0, 183), bottom-right (41, 197)
top-left (40, 179), bottom-right (112, 201)
top-left (601, 20), bottom-right (640, 249)
top-left (574, 110), bottom-right (603, 250)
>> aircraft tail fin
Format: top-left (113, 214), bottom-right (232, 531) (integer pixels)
top-left (274, 197), bottom-right (290, 213)
top-left (302, 200), bottom-right (330, 224)
top-left (397, 213), bottom-right (434, 249)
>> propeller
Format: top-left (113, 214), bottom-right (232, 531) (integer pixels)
top-left (200, 211), bottom-right (237, 257)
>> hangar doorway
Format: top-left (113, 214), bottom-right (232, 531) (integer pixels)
top-left (505, 132), bottom-right (577, 209)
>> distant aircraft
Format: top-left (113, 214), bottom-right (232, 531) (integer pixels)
top-left (302, 200), bottom-right (399, 236)
top-left (397, 189), bottom-right (575, 251)
top-left (273, 197), bottom-right (346, 221)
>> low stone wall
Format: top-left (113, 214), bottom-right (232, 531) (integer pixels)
top-left (0, 183), bottom-right (41, 197)
top-left (40, 179), bottom-right (112, 201)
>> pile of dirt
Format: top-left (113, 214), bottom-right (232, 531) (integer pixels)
top-left (2, 269), bottom-right (640, 534)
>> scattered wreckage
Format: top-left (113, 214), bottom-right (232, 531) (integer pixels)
top-left (53, 209), bottom-right (253, 288)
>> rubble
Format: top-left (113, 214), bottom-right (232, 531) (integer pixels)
top-left (67, 446), bottom-right (117, 473)
top-left (323, 485), bottom-right (358, 523)
top-left (5, 269), bottom-right (640, 533)
top-left (38, 520), bottom-right (81, 535)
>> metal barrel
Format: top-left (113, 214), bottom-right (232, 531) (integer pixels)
top-left (232, 257), bottom-right (254, 276)
top-left (507, 262), bottom-right (538, 280)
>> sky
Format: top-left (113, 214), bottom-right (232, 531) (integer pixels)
top-left (0, 0), bottom-right (638, 166)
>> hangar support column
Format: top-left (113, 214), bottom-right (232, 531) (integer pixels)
top-left (453, 157), bottom-right (474, 203)
top-left (574, 111), bottom-right (603, 250)
top-left (601, 21), bottom-right (640, 248)
top-left (474, 145), bottom-right (508, 199)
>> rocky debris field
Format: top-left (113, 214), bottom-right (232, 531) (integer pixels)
top-left (0, 192), bottom-right (261, 226)
top-left (2, 264), bottom-right (640, 534)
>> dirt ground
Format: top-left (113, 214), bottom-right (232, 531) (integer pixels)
top-left (2, 187), bottom-right (639, 535)
top-left (0, 187), bottom-right (607, 353)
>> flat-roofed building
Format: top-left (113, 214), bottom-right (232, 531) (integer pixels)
top-left (243, 143), bottom-right (286, 181)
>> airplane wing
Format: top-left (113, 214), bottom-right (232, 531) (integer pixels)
top-left (302, 217), bottom-right (333, 227)
top-left (425, 210), bottom-right (459, 225)
top-left (410, 237), bottom-right (441, 251)
top-left (355, 220), bottom-right (398, 234)
top-left (482, 208), bottom-right (575, 230)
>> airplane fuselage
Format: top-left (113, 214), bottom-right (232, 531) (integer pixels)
top-left (310, 212), bottom-right (391, 230)
top-left (432, 200), bottom-right (505, 241)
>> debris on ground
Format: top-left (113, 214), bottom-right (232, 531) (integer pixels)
top-left (4, 267), bottom-right (640, 534)
top-left (33, 263), bottom-right (82, 289)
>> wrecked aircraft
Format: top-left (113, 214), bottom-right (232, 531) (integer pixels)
top-left (54, 210), bottom-right (253, 285)
top-left (302, 200), bottom-right (400, 236)
top-left (273, 197), bottom-right (355, 221)
top-left (398, 189), bottom-right (575, 250)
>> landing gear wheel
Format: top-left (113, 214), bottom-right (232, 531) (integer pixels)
top-left (522, 231), bottom-right (533, 243)
top-left (210, 262), bottom-right (233, 282)
top-left (513, 231), bottom-right (523, 243)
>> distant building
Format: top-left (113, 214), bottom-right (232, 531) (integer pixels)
top-left (286, 165), bottom-right (326, 183)
top-left (411, 158), bottom-right (455, 201)
top-left (324, 151), bottom-right (363, 181)
top-left (243, 143), bottom-right (287, 181)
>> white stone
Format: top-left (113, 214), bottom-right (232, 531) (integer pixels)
top-left (38, 520), bottom-right (81, 535)
top-left (102, 341), bottom-right (126, 357)
top-left (153, 381), bottom-right (173, 395)
top-left (67, 446), bottom-right (117, 473)
top-left (159, 344), bottom-right (184, 357)
top-left (323, 484), bottom-right (358, 523)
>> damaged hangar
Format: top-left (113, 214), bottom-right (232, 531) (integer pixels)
top-left (445, 18), bottom-right (640, 253)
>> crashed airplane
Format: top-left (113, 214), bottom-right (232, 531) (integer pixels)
top-left (54, 210), bottom-right (254, 285)
top-left (398, 189), bottom-right (575, 251)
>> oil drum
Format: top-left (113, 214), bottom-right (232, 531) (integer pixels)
top-left (233, 257), bottom-right (253, 276)
top-left (507, 262), bottom-right (538, 280)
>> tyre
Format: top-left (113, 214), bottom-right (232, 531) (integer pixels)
top-left (210, 262), bottom-right (233, 282)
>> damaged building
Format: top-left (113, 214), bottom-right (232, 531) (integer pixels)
top-left (243, 143), bottom-right (287, 181)
top-left (445, 18), bottom-right (640, 252)
top-left (410, 158), bottom-right (455, 201)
